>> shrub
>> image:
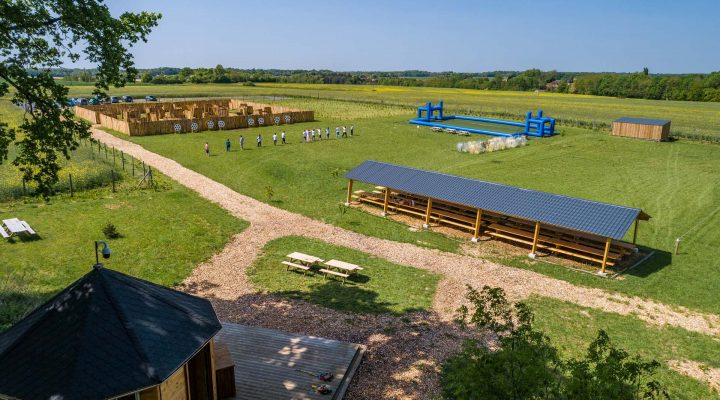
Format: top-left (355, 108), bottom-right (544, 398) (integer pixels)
top-left (441, 286), bottom-right (668, 400)
top-left (102, 223), bottom-right (121, 239)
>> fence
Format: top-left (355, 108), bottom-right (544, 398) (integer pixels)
top-left (0, 140), bottom-right (156, 201)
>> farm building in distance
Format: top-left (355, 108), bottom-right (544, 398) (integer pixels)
top-left (346, 160), bottom-right (651, 275)
top-left (612, 117), bottom-right (671, 141)
top-left (74, 99), bottom-right (314, 136)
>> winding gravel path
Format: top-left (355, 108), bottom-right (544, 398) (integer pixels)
top-left (92, 128), bottom-right (720, 398)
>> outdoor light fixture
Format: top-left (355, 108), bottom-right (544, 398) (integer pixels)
top-left (94, 240), bottom-right (112, 268)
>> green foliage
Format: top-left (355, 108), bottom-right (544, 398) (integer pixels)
top-left (0, 1), bottom-right (160, 197)
top-left (102, 223), bottom-right (120, 239)
top-left (264, 185), bottom-right (274, 200)
top-left (442, 286), bottom-right (669, 400)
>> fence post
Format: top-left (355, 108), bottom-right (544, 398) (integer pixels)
top-left (104, 143), bottom-right (107, 159)
top-left (132, 156), bottom-right (135, 176)
top-left (69, 174), bottom-right (73, 197)
top-left (112, 147), bottom-right (116, 166)
top-left (22, 178), bottom-right (26, 195)
top-left (121, 151), bottom-right (125, 171)
top-left (111, 170), bottom-right (116, 193)
top-left (148, 167), bottom-right (153, 186)
top-left (97, 141), bottom-right (101, 153)
top-left (142, 161), bottom-right (146, 176)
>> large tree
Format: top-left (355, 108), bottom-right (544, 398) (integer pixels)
top-left (0, 0), bottom-right (160, 195)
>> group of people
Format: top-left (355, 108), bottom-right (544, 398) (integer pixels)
top-left (302, 125), bottom-right (354, 142)
top-left (203, 125), bottom-right (355, 155)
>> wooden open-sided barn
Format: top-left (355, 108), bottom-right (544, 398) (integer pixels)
top-left (612, 117), bottom-right (671, 141)
top-left (346, 161), bottom-right (650, 275)
top-left (74, 99), bottom-right (314, 136)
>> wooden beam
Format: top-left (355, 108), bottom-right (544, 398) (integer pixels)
top-left (632, 219), bottom-right (639, 245)
top-left (424, 197), bottom-right (433, 227)
top-left (382, 187), bottom-right (390, 216)
top-left (600, 237), bottom-right (612, 274)
top-left (345, 179), bottom-right (353, 205)
top-left (210, 340), bottom-right (218, 400)
top-left (472, 209), bottom-right (483, 241)
top-left (530, 221), bottom-right (541, 256)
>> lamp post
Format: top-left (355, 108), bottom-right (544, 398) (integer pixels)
top-left (94, 240), bottom-right (112, 268)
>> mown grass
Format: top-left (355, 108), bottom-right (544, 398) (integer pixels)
top-left (112, 100), bottom-right (720, 315)
top-left (64, 82), bottom-right (720, 137)
top-left (527, 296), bottom-right (720, 400)
top-left (248, 236), bottom-right (440, 314)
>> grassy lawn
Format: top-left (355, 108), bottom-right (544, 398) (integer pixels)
top-left (248, 236), bottom-right (440, 314)
top-left (527, 296), bottom-right (720, 400)
top-left (65, 82), bottom-right (720, 137)
top-left (109, 99), bottom-right (720, 315)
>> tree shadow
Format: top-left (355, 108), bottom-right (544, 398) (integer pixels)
top-left (275, 279), bottom-right (395, 315)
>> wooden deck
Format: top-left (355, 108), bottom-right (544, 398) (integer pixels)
top-left (215, 322), bottom-right (364, 400)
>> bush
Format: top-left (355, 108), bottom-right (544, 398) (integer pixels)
top-left (102, 223), bottom-right (121, 239)
top-left (441, 286), bottom-right (668, 400)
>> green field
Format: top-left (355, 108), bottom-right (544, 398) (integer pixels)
top-left (64, 82), bottom-right (720, 138)
top-left (108, 98), bottom-right (720, 316)
top-left (249, 236), bottom-right (440, 314)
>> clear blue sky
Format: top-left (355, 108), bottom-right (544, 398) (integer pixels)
top-left (99, 0), bottom-right (719, 73)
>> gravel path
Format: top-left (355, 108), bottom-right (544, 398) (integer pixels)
top-left (92, 128), bottom-right (720, 398)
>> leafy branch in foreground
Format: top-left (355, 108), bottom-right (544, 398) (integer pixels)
top-left (0, 0), bottom-right (161, 196)
top-left (442, 285), bottom-right (669, 400)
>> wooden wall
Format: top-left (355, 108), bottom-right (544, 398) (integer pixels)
top-left (612, 121), bottom-right (670, 141)
top-left (74, 99), bottom-right (314, 136)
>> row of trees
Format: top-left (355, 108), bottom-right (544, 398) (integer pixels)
top-left (129, 67), bottom-right (720, 102)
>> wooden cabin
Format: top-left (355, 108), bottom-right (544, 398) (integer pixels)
top-left (346, 160), bottom-right (650, 275)
top-left (612, 117), bottom-right (670, 141)
top-left (0, 265), bottom-right (235, 400)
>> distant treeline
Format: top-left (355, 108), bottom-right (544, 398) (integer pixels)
top-left (40, 67), bottom-right (720, 102)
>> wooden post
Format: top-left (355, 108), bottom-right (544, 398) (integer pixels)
top-left (632, 219), bottom-right (639, 245)
top-left (345, 179), bottom-right (353, 205)
top-left (69, 174), bottom-right (73, 197)
top-left (600, 237), bottom-right (612, 275)
top-left (529, 221), bottom-right (541, 257)
top-left (22, 178), bottom-right (26, 195)
top-left (104, 143), bottom-right (107, 158)
top-left (148, 167), bottom-right (153, 185)
top-left (472, 209), bottom-right (483, 242)
top-left (382, 187), bottom-right (390, 216)
top-left (424, 198), bottom-right (433, 228)
top-left (131, 156), bottom-right (135, 176)
top-left (111, 170), bottom-right (116, 193)
top-left (121, 151), bottom-right (125, 171)
top-left (112, 147), bottom-right (116, 166)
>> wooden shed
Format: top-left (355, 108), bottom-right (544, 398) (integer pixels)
top-left (0, 265), bottom-right (234, 400)
top-left (612, 117), bottom-right (671, 141)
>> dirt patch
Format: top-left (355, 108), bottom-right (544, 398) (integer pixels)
top-left (668, 360), bottom-right (720, 393)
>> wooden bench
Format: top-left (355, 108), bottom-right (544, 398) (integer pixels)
top-left (0, 225), bottom-right (9, 239)
top-left (319, 268), bottom-right (349, 285)
top-left (282, 261), bottom-right (311, 275)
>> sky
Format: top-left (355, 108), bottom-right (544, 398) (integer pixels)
top-left (92, 0), bottom-right (720, 73)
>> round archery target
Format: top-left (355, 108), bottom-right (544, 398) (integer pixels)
top-left (173, 123), bottom-right (182, 133)
top-left (218, 120), bottom-right (225, 129)
top-left (258, 117), bottom-right (265, 125)
top-left (274, 116), bottom-right (281, 125)
top-left (247, 117), bottom-right (255, 126)
top-left (207, 120), bottom-right (215, 129)
top-left (191, 122), bottom-right (199, 131)
top-left (284, 114), bottom-right (291, 123)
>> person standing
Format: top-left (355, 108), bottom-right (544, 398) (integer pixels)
top-left (342, 126), bottom-right (347, 138)
top-left (204, 142), bottom-right (209, 156)
top-left (257, 134), bottom-right (262, 147)
top-left (325, 127), bottom-right (330, 139)
top-left (335, 126), bottom-right (340, 139)
top-left (317, 128), bottom-right (322, 141)
top-left (311, 129), bottom-right (315, 141)
top-left (281, 131), bottom-right (286, 144)
top-left (272, 132), bottom-right (277, 145)
top-left (239, 135), bottom-right (244, 150)
top-left (225, 138), bottom-right (231, 152)
top-left (350, 125), bottom-right (354, 136)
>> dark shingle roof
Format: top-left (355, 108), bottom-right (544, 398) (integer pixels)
top-left (614, 117), bottom-right (670, 126)
top-left (346, 161), bottom-right (648, 240)
top-left (0, 266), bottom-right (221, 400)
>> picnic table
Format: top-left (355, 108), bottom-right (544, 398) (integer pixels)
top-left (2, 218), bottom-right (35, 237)
top-left (286, 252), bottom-right (324, 267)
top-left (324, 259), bottom-right (364, 275)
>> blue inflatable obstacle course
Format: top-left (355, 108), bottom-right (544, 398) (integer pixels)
top-left (409, 101), bottom-right (556, 138)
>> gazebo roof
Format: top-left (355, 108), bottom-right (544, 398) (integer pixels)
top-left (0, 266), bottom-right (221, 400)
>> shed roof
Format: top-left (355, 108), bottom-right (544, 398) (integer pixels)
top-left (0, 266), bottom-right (221, 400)
top-left (614, 117), bottom-right (671, 126)
top-left (346, 161), bottom-right (649, 240)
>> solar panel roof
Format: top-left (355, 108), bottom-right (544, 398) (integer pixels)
top-left (346, 160), bottom-right (648, 240)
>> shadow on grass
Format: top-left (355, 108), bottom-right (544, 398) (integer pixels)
top-left (0, 289), bottom-right (52, 332)
top-left (623, 247), bottom-right (672, 278)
